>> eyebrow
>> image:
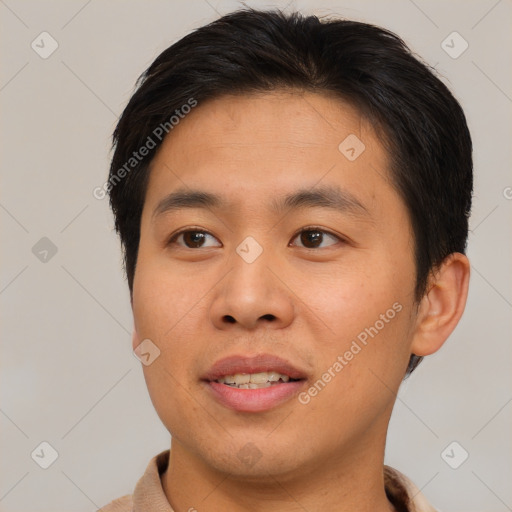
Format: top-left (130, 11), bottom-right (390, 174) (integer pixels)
top-left (271, 185), bottom-right (369, 217)
top-left (152, 185), bottom-right (370, 220)
top-left (152, 189), bottom-right (227, 219)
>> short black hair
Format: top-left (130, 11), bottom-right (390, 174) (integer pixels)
top-left (108, 8), bottom-right (473, 375)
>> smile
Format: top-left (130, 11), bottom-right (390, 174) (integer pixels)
top-left (202, 354), bottom-right (308, 413)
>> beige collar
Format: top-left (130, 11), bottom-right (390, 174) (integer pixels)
top-left (100, 450), bottom-right (438, 512)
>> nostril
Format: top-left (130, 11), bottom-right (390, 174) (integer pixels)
top-left (221, 313), bottom-right (276, 324)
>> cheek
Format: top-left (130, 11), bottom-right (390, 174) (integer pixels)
top-left (297, 300), bottom-right (414, 437)
top-left (132, 250), bottom-right (207, 340)
top-left (141, 358), bottom-right (205, 445)
top-left (300, 264), bottom-right (396, 336)
top-left (132, 257), bottom-right (205, 398)
top-left (299, 257), bottom-right (415, 379)
top-left (133, 260), bottom-right (206, 434)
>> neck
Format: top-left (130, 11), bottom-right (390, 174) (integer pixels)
top-left (162, 434), bottom-right (396, 512)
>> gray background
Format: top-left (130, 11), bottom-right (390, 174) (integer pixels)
top-left (1, 0), bottom-right (511, 510)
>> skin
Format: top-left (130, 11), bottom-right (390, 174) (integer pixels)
top-left (131, 90), bottom-right (470, 511)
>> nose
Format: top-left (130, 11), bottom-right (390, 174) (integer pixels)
top-left (209, 249), bottom-right (295, 331)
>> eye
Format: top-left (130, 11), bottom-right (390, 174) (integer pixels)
top-left (168, 229), bottom-right (222, 249)
top-left (290, 227), bottom-right (342, 249)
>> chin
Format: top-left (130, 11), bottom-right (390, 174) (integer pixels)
top-left (191, 434), bottom-right (311, 481)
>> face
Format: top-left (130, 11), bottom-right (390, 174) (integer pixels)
top-left (132, 90), bottom-right (419, 480)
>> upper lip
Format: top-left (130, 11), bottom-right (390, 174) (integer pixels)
top-left (203, 354), bottom-right (307, 381)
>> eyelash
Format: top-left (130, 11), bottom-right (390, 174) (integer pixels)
top-left (167, 226), bottom-right (346, 249)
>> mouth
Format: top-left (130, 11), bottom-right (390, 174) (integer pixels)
top-left (202, 354), bottom-right (307, 413)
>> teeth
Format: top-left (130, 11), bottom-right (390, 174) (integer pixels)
top-left (234, 373), bottom-right (250, 384)
top-left (249, 372), bottom-right (269, 384)
top-left (215, 371), bottom-right (293, 388)
top-left (249, 382), bottom-right (271, 389)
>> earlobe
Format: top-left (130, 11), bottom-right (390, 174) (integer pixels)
top-left (410, 253), bottom-right (470, 357)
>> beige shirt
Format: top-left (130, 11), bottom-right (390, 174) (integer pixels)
top-left (100, 450), bottom-right (438, 512)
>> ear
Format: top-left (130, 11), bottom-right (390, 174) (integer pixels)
top-left (410, 252), bottom-right (470, 357)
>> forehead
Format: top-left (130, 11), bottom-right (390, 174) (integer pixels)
top-left (160, 90), bottom-right (372, 151)
top-left (143, 90), bottom-right (400, 223)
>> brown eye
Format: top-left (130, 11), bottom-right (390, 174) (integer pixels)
top-left (291, 228), bottom-right (340, 249)
top-left (183, 231), bottom-right (206, 248)
top-left (169, 230), bottom-right (221, 249)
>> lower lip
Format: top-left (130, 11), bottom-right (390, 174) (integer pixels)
top-left (205, 380), bottom-right (305, 412)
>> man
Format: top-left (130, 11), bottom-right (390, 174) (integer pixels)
top-left (101, 8), bottom-right (472, 511)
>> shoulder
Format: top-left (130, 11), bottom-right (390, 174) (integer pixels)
top-left (98, 450), bottom-right (170, 511)
top-left (385, 465), bottom-right (439, 512)
top-left (98, 493), bottom-right (133, 511)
